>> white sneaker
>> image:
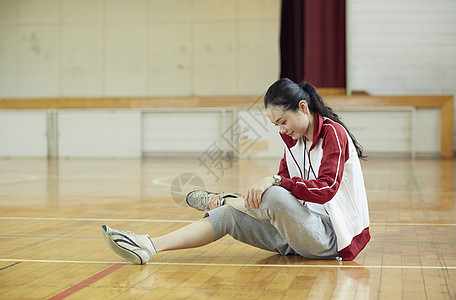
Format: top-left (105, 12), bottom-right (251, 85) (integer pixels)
top-left (101, 225), bottom-right (156, 265)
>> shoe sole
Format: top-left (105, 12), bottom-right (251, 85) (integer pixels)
top-left (101, 225), bottom-right (143, 265)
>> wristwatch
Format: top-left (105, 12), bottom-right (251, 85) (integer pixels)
top-left (273, 175), bottom-right (282, 186)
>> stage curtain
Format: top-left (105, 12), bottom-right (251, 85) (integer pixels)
top-left (280, 0), bottom-right (346, 88)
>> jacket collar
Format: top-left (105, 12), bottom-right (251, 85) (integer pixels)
top-left (280, 112), bottom-right (323, 150)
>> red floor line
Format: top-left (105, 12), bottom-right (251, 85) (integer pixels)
top-left (47, 263), bottom-right (126, 300)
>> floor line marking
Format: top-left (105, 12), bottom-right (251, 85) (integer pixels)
top-left (1, 235), bottom-right (456, 245)
top-left (370, 222), bottom-right (455, 226)
top-left (0, 259), bottom-right (129, 264)
top-left (0, 235), bottom-right (102, 239)
top-left (0, 217), bottom-right (455, 226)
top-left (1, 259), bottom-right (455, 270)
top-left (0, 261), bottom-right (21, 271)
top-left (47, 263), bottom-right (125, 300)
top-left (0, 217), bottom-right (194, 223)
top-left (410, 164), bottom-right (423, 194)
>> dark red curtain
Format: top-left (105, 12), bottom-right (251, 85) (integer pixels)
top-left (280, 0), bottom-right (346, 88)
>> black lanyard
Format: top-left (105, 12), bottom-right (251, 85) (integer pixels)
top-left (304, 139), bottom-right (310, 180)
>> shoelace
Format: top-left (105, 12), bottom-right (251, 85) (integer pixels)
top-left (196, 193), bottom-right (210, 208)
top-left (199, 192), bottom-right (222, 209)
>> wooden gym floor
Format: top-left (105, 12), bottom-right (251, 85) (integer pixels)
top-left (0, 156), bottom-right (455, 299)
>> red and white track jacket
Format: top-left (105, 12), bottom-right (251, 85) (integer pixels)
top-left (278, 112), bottom-right (370, 260)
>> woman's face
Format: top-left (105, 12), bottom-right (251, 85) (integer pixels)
top-left (266, 102), bottom-right (311, 140)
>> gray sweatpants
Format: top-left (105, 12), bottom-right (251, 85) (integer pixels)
top-left (206, 186), bottom-right (338, 259)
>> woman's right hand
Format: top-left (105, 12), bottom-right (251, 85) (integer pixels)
top-left (244, 177), bottom-right (274, 209)
top-left (207, 194), bottom-right (222, 211)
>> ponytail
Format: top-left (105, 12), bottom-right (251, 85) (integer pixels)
top-left (265, 78), bottom-right (366, 159)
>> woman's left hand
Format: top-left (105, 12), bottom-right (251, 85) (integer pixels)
top-left (244, 177), bottom-right (275, 209)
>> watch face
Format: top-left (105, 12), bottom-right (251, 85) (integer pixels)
top-left (274, 175), bottom-right (281, 185)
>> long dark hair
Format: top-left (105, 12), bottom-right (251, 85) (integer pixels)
top-left (264, 78), bottom-right (365, 159)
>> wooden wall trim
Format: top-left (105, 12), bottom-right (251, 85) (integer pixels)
top-left (0, 94), bottom-right (450, 109)
top-left (0, 97), bottom-right (257, 109)
top-left (0, 95), bottom-right (453, 158)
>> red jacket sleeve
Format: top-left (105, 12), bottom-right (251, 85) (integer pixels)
top-left (277, 150), bottom-right (290, 178)
top-left (280, 123), bottom-right (349, 204)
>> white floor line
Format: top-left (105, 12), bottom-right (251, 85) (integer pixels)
top-left (370, 222), bottom-right (456, 227)
top-left (0, 217), bottom-right (455, 226)
top-left (0, 258), bottom-right (455, 270)
top-left (0, 217), bottom-right (194, 223)
top-left (0, 258), bottom-right (129, 264)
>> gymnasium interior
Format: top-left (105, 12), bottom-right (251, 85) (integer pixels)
top-left (0, 1), bottom-right (455, 299)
